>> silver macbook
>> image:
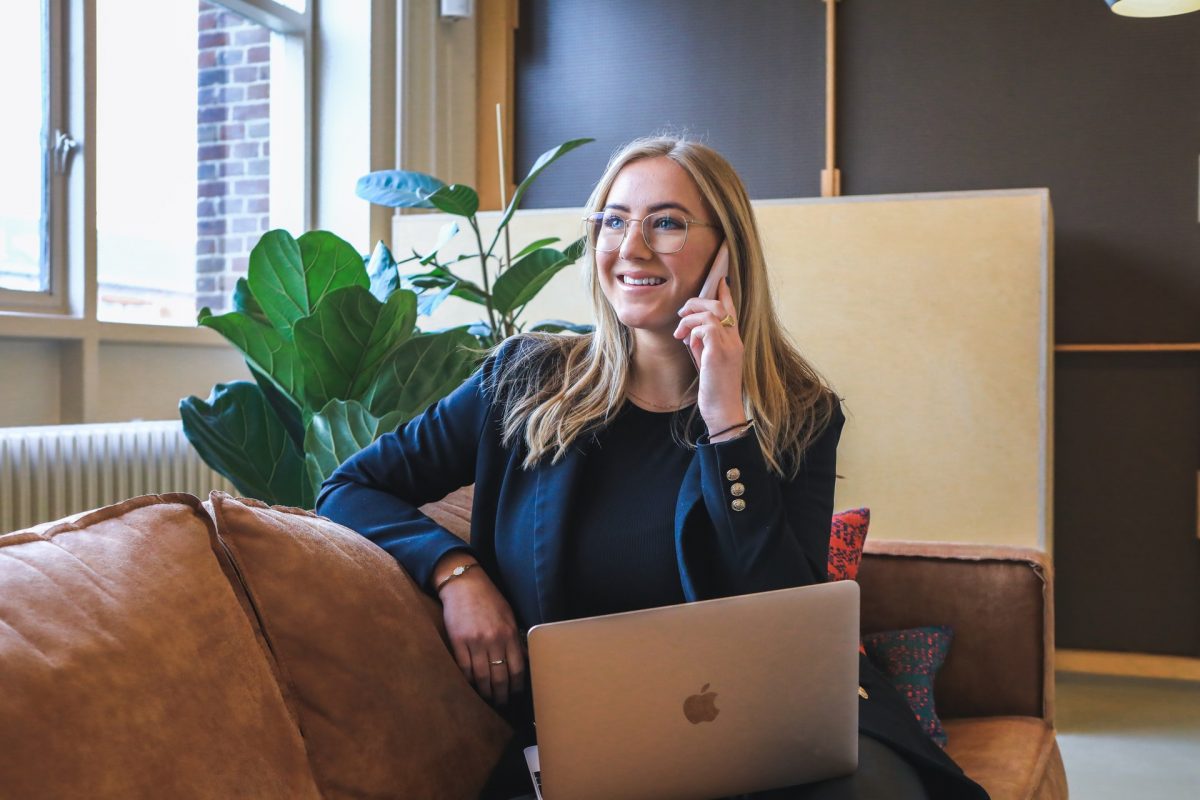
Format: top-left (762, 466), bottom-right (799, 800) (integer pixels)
top-left (525, 580), bottom-right (860, 800)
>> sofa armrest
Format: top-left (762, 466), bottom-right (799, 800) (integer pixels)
top-left (857, 540), bottom-right (1055, 725)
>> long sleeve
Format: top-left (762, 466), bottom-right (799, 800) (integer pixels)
top-left (688, 402), bottom-right (845, 597)
top-left (314, 359), bottom-right (496, 593)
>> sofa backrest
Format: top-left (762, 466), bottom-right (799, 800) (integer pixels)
top-left (859, 540), bottom-right (1054, 723)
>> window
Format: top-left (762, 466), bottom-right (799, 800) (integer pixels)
top-left (0, 0), bottom-right (54, 302)
top-left (96, 0), bottom-right (308, 324)
top-left (1, 0), bottom-right (310, 326)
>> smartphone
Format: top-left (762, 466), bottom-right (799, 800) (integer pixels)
top-left (684, 243), bottom-right (730, 368)
top-left (697, 243), bottom-right (730, 302)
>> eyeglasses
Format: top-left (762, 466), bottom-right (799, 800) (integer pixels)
top-left (582, 211), bottom-right (718, 254)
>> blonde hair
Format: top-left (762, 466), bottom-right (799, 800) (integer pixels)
top-left (490, 136), bottom-right (839, 477)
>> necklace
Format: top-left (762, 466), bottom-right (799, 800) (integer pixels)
top-left (626, 387), bottom-right (695, 412)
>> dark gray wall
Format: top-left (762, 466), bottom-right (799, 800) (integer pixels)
top-left (515, 0), bottom-right (827, 204)
top-left (516, 0), bottom-right (1200, 656)
top-left (1055, 354), bottom-right (1200, 655)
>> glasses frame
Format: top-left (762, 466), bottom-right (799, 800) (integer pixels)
top-left (582, 211), bottom-right (719, 254)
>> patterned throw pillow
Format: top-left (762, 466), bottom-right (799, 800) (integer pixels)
top-left (828, 507), bottom-right (870, 582)
top-left (862, 625), bottom-right (955, 747)
top-left (827, 508), bottom-right (870, 655)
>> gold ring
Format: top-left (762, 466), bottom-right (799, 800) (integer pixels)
top-left (719, 314), bottom-right (736, 328)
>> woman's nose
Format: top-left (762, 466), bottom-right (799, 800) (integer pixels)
top-left (618, 220), bottom-right (652, 261)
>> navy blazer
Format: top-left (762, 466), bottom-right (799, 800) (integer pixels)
top-left (315, 339), bottom-right (987, 799)
top-left (315, 339), bottom-right (839, 628)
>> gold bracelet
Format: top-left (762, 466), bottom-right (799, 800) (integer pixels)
top-left (435, 561), bottom-right (478, 593)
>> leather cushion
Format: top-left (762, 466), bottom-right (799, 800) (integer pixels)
top-left (420, 484), bottom-right (475, 542)
top-left (207, 491), bottom-right (512, 800)
top-left (0, 494), bottom-right (322, 799)
top-left (943, 717), bottom-right (1067, 800)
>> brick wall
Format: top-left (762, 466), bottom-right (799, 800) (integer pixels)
top-left (195, 1), bottom-right (270, 314)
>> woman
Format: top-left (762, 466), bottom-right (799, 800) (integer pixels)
top-left (316, 137), bottom-right (988, 800)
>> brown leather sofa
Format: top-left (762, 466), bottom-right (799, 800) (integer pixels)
top-left (0, 488), bottom-right (1065, 799)
top-left (858, 540), bottom-right (1068, 800)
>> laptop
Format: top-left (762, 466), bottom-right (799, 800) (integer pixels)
top-left (524, 580), bottom-right (860, 800)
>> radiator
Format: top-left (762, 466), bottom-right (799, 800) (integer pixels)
top-left (0, 421), bottom-right (236, 534)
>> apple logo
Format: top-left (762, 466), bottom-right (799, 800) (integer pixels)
top-left (683, 683), bottom-right (720, 724)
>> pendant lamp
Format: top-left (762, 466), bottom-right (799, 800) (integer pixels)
top-left (1105, 0), bottom-right (1200, 16)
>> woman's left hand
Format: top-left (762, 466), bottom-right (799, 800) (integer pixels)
top-left (674, 278), bottom-right (746, 435)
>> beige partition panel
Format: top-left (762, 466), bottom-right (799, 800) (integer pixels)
top-left (393, 188), bottom-right (1053, 550)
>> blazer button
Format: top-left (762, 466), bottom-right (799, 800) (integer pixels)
top-left (731, 498), bottom-right (746, 512)
top-left (858, 686), bottom-right (869, 700)
top-left (730, 482), bottom-right (745, 497)
top-left (725, 468), bottom-right (741, 481)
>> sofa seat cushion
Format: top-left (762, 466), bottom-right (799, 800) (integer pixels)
top-left (0, 494), bottom-right (322, 800)
top-left (207, 491), bottom-right (512, 800)
top-left (943, 717), bottom-right (1068, 800)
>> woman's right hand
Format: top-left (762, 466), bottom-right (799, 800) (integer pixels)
top-left (436, 560), bottom-right (527, 707)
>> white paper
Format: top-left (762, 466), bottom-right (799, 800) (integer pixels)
top-left (523, 745), bottom-right (544, 800)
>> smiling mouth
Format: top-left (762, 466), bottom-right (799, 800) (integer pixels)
top-left (620, 276), bottom-right (667, 286)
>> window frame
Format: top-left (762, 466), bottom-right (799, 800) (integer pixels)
top-left (0, 0), bottom-right (407, 428)
top-left (0, 0), bottom-right (69, 313)
top-left (0, 0), bottom-right (313, 331)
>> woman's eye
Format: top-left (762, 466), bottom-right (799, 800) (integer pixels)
top-left (652, 214), bottom-right (685, 230)
top-left (602, 215), bottom-right (626, 230)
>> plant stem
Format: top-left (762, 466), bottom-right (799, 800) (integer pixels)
top-left (495, 102), bottom-right (516, 338)
top-left (431, 259), bottom-right (471, 288)
top-left (501, 226), bottom-right (516, 340)
top-left (468, 216), bottom-right (500, 338)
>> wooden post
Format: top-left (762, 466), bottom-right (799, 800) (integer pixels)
top-left (476, 0), bottom-right (518, 210)
top-left (820, 0), bottom-right (842, 197)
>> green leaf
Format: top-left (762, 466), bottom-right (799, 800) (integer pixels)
top-left (364, 329), bottom-right (479, 420)
top-left (232, 277), bottom-right (269, 324)
top-left (513, 237), bottom-right (561, 260)
top-left (247, 361), bottom-right (305, 449)
top-left (293, 286), bottom-right (419, 411)
top-left (407, 273), bottom-right (455, 290)
top-left (529, 320), bottom-right (594, 334)
top-left (419, 221), bottom-right (461, 265)
top-left (243, 230), bottom-right (302, 331)
top-left (299, 229), bottom-right (371, 308)
top-left (491, 246), bottom-right (574, 315)
top-left (427, 184), bottom-right (480, 218)
top-left (450, 281), bottom-right (489, 306)
top-left (561, 235), bottom-right (586, 263)
top-left (366, 240), bottom-right (399, 302)
top-left (303, 400), bottom-right (406, 500)
top-left (494, 138), bottom-right (593, 240)
top-left (246, 229), bottom-right (368, 334)
top-left (356, 170), bottom-right (445, 208)
top-left (180, 381), bottom-right (311, 507)
top-left (199, 307), bottom-right (304, 402)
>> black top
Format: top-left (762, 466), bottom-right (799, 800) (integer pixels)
top-left (562, 401), bottom-right (695, 618)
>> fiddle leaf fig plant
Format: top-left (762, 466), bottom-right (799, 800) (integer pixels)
top-left (182, 137), bottom-right (594, 508)
top-left (181, 229), bottom-right (477, 508)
